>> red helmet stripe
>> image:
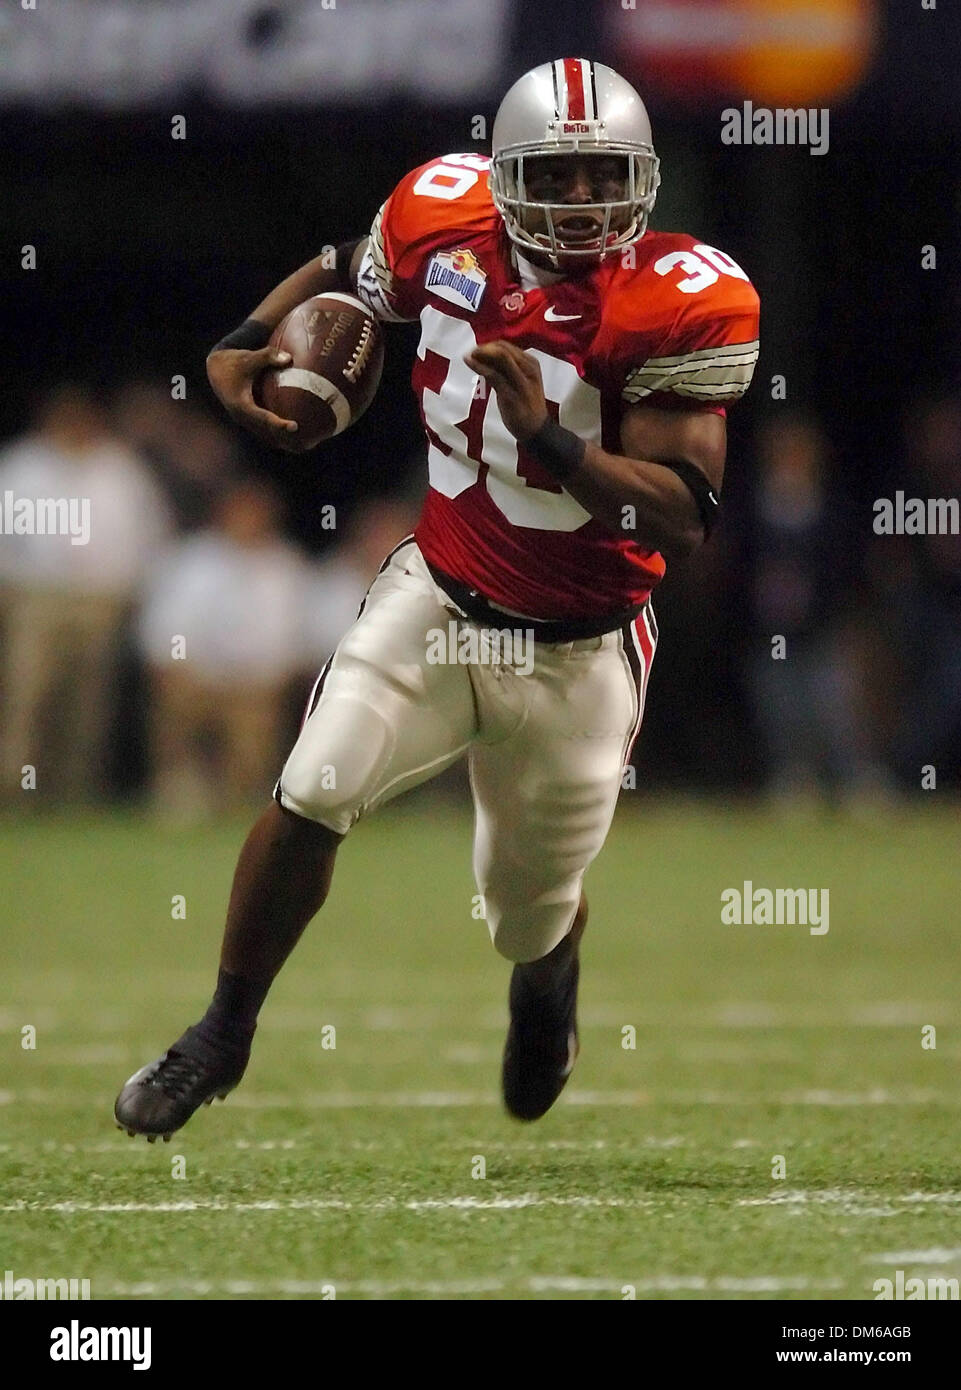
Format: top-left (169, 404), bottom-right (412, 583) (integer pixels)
top-left (563, 57), bottom-right (586, 120)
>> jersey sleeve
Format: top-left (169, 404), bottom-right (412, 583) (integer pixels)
top-left (618, 244), bottom-right (760, 411)
top-left (355, 154), bottom-right (493, 324)
top-left (355, 197), bottom-right (415, 323)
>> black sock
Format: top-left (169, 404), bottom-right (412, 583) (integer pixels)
top-left (515, 931), bottom-right (577, 996)
top-left (194, 968), bottom-right (271, 1049)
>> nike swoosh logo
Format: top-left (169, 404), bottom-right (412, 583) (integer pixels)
top-left (544, 307), bottom-right (582, 322)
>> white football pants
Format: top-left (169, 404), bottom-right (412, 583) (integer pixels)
top-left (277, 538), bottom-right (656, 962)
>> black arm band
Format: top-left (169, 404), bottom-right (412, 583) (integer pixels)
top-left (334, 238), bottom-right (364, 291)
top-left (659, 458), bottom-right (721, 538)
top-left (522, 418), bottom-right (586, 483)
top-left (209, 318), bottom-right (272, 355)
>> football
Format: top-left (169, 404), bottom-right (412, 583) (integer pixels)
top-left (256, 292), bottom-right (384, 451)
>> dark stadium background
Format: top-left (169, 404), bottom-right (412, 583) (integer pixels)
top-left (2, 0), bottom-right (959, 796)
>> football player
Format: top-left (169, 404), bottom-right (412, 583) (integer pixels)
top-left (115, 59), bottom-right (759, 1138)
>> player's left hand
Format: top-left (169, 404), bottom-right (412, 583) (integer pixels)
top-left (465, 340), bottom-right (548, 442)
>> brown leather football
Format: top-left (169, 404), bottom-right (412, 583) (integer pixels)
top-left (256, 293), bottom-right (384, 451)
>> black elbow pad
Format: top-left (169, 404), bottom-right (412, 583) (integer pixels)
top-left (334, 238), bottom-right (364, 292)
top-left (660, 458), bottom-right (721, 538)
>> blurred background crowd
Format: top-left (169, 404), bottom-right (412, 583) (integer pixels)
top-left (0, 381), bottom-right (421, 815)
top-left (1, 0), bottom-right (958, 815)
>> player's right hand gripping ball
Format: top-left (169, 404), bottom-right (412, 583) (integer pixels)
top-left (256, 293), bottom-right (384, 451)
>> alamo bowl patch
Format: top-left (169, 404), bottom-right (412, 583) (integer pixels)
top-left (425, 248), bottom-right (487, 312)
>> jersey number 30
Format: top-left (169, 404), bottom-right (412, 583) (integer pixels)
top-left (414, 308), bottom-right (597, 532)
top-left (411, 156), bottom-right (595, 531)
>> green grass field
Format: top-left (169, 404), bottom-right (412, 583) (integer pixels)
top-left (2, 797), bottom-right (960, 1301)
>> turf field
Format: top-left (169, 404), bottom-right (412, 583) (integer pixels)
top-left (2, 797), bottom-right (960, 1301)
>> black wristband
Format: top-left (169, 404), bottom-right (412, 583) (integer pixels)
top-left (659, 458), bottom-right (721, 538)
top-left (522, 418), bottom-right (586, 483)
top-left (209, 318), bottom-right (272, 355)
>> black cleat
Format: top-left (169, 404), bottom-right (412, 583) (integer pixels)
top-left (114, 1025), bottom-right (250, 1140)
top-left (502, 933), bottom-right (582, 1122)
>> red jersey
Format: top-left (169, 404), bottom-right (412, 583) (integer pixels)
top-left (356, 152), bottom-right (760, 621)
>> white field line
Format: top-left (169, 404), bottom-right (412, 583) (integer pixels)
top-left (405, 1195), bottom-right (654, 1210)
top-left (168, 1085), bottom-right (958, 1107)
top-left (201, 999), bottom-right (961, 1029)
top-left (230, 1090), bottom-right (515, 1108)
top-left (771, 1088), bottom-right (940, 1106)
top-left (16, 1138), bottom-right (303, 1155)
top-left (106, 1279), bottom-right (495, 1296)
top-left (647, 1088), bottom-right (946, 1106)
top-left (7, 1000), bottom-right (952, 1037)
top-left (5, 1088), bottom-right (649, 1109)
top-left (739, 1190), bottom-right (961, 1213)
top-left (868, 1249), bottom-right (961, 1264)
top-left (1, 1195), bottom-right (655, 1214)
top-left (12, 1189), bottom-right (961, 1218)
top-left (19, 1042), bottom-right (961, 1065)
top-left (97, 1275), bottom-right (843, 1296)
top-left (535, 1276), bottom-right (843, 1293)
top-left (347, 1138), bottom-right (617, 1153)
top-left (1, 1136), bottom-right (703, 1156)
top-left (0, 1136), bottom-right (815, 1157)
top-left (4, 1086), bottom-right (955, 1108)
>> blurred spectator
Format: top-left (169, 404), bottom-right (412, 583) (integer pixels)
top-left (0, 384), bottom-right (171, 802)
top-left (139, 478), bottom-right (313, 818)
top-left (113, 380), bottom-right (241, 532)
top-left (888, 394), bottom-right (961, 787)
top-left (303, 494), bottom-right (422, 665)
top-left (739, 414), bottom-right (886, 804)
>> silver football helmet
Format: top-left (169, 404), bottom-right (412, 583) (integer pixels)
top-left (490, 58), bottom-right (660, 263)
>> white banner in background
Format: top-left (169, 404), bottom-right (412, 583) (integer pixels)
top-left (0, 0), bottom-right (508, 107)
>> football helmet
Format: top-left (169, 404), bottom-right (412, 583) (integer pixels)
top-left (490, 58), bottom-right (660, 263)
